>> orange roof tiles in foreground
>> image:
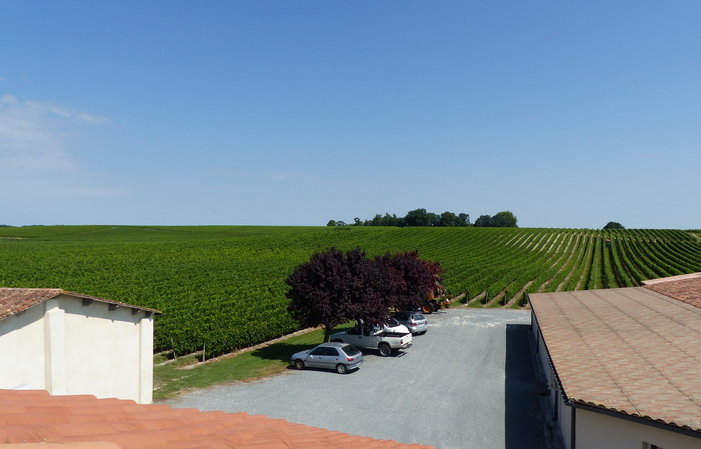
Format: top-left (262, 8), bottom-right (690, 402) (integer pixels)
top-left (0, 389), bottom-right (436, 449)
top-left (529, 286), bottom-right (701, 434)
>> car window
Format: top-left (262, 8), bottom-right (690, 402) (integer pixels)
top-left (309, 347), bottom-right (325, 355)
top-left (342, 345), bottom-right (361, 356)
top-left (325, 347), bottom-right (339, 356)
top-left (386, 317), bottom-right (400, 327)
top-left (348, 326), bottom-right (361, 335)
top-left (414, 314), bottom-right (426, 320)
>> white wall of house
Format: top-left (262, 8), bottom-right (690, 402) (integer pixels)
top-left (531, 311), bottom-right (700, 449)
top-left (0, 294), bottom-right (154, 404)
top-left (575, 408), bottom-right (701, 449)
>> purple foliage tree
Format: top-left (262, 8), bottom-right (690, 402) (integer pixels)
top-left (375, 250), bottom-right (444, 311)
top-left (286, 247), bottom-right (444, 341)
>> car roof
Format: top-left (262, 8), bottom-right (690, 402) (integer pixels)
top-left (318, 342), bottom-right (350, 348)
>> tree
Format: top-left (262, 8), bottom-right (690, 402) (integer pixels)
top-left (474, 211), bottom-right (518, 227)
top-left (286, 248), bottom-right (444, 340)
top-left (474, 215), bottom-right (492, 227)
top-left (375, 250), bottom-right (444, 311)
top-left (492, 211), bottom-right (518, 228)
top-left (353, 217), bottom-right (363, 226)
top-left (604, 221), bottom-right (624, 230)
top-left (437, 211), bottom-right (460, 227)
top-left (405, 208), bottom-right (436, 227)
top-left (286, 247), bottom-right (375, 342)
top-left (458, 213), bottom-right (470, 226)
top-left (326, 220), bottom-right (336, 227)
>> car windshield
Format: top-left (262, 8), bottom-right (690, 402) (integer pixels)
top-left (386, 317), bottom-right (401, 327)
top-left (342, 345), bottom-right (361, 356)
top-left (413, 314), bottom-right (426, 321)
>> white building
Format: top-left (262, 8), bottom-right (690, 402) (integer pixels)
top-left (529, 273), bottom-right (701, 449)
top-left (0, 288), bottom-right (160, 404)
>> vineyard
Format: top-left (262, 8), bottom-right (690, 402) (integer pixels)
top-left (1, 225), bottom-right (700, 358)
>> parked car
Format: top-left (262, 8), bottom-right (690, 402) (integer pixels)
top-left (393, 311), bottom-right (428, 335)
top-left (290, 342), bottom-right (364, 374)
top-left (331, 320), bottom-right (412, 357)
top-left (383, 316), bottom-right (411, 334)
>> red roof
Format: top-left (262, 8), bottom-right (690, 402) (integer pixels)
top-left (0, 288), bottom-right (161, 322)
top-left (643, 272), bottom-right (701, 309)
top-left (0, 389), bottom-right (435, 449)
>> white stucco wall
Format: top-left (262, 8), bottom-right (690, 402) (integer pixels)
top-left (0, 294), bottom-right (154, 403)
top-left (0, 305), bottom-right (46, 390)
top-left (575, 408), bottom-right (701, 449)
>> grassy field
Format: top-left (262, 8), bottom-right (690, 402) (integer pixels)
top-left (2, 225), bottom-right (700, 359)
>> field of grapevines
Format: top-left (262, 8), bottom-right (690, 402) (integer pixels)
top-left (1, 225), bottom-right (700, 357)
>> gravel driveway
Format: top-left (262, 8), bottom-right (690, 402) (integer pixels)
top-left (164, 308), bottom-right (553, 449)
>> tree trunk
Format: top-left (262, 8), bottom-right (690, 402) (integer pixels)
top-left (323, 325), bottom-right (333, 342)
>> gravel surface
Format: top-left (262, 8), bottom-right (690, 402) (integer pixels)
top-left (163, 308), bottom-right (553, 449)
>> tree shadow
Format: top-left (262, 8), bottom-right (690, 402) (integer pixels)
top-left (250, 343), bottom-right (317, 363)
top-left (249, 340), bottom-right (408, 364)
top-left (505, 323), bottom-right (552, 449)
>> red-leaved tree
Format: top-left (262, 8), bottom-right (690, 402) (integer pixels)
top-left (375, 250), bottom-right (444, 311)
top-left (286, 247), bottom-right (443, 341)
top-left (286, 247), bottom-right (379, 341)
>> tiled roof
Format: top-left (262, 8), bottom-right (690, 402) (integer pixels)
top-left (529, 287), bottom-right (701, 434)
top-left (0, 389), bottom-right (435, 449)
top-left (0, 288), bottom-right (161, 322)
top-left (643, 272), bottom-right (701, 309)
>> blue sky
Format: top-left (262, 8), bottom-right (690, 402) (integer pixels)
top-left (1, 1), bottom-right (699, 228)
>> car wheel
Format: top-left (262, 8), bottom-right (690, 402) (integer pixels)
top-left (336, 364), bottom-right (348, 374)
top-left (294, 359), bottom-right (305, 370)
top-left (378, 344), bottom-right (391, 357)
top-left (422, 303), bottom-right (434, 314)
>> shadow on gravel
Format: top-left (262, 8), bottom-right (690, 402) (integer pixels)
top-left (249, 341), bottom-right (410, 364)
top-left (505, 323), bottom-right (550, 449)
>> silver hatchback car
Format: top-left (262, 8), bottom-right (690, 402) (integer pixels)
top-left (393, 311), bottom-right (428, 335)
top-left (291, 342), bottom-right (364, 374)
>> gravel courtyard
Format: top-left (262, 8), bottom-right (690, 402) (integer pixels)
top-left (163, 308), bottom-right (553, 449)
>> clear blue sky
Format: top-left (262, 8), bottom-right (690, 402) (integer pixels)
top-left (1, 1), bottom-right (699, 229)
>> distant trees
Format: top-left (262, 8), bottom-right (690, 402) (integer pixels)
top-left (286, 247), bottom-right (443, 341)
top-left (473, 211), bottom-right (518, 228)
top-left (604, 221), bottom-right (625, 230)
top-left (327, 208), bottom-right (472, 227)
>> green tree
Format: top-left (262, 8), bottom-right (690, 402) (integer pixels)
top-left (492, 211), bottom-right (518, 227)
top-left (474, 215), bottom-right (492, 227)
top-left (326, 220), bottom-right (337, 227)
top-left (437, 211), bottom-right (460, 227)
top-left (405, 208), bottom-right (436, 227)
top-left (604, 221), bottom-right (624, 230)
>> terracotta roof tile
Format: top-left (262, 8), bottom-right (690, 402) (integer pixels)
top-left (0, 288), bottom-right (161, 322)
top-left (643, 272), bottom-right (701, 309)
top-left (0, 288), bottom-right (62, 321)
top-left (530, 286), bottom-right (701, 434)
top-left (0, 389), bottom-right (436, 449)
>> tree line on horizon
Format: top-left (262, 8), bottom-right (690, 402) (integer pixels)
top-left (327, 208), bottom-right (518, 228)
